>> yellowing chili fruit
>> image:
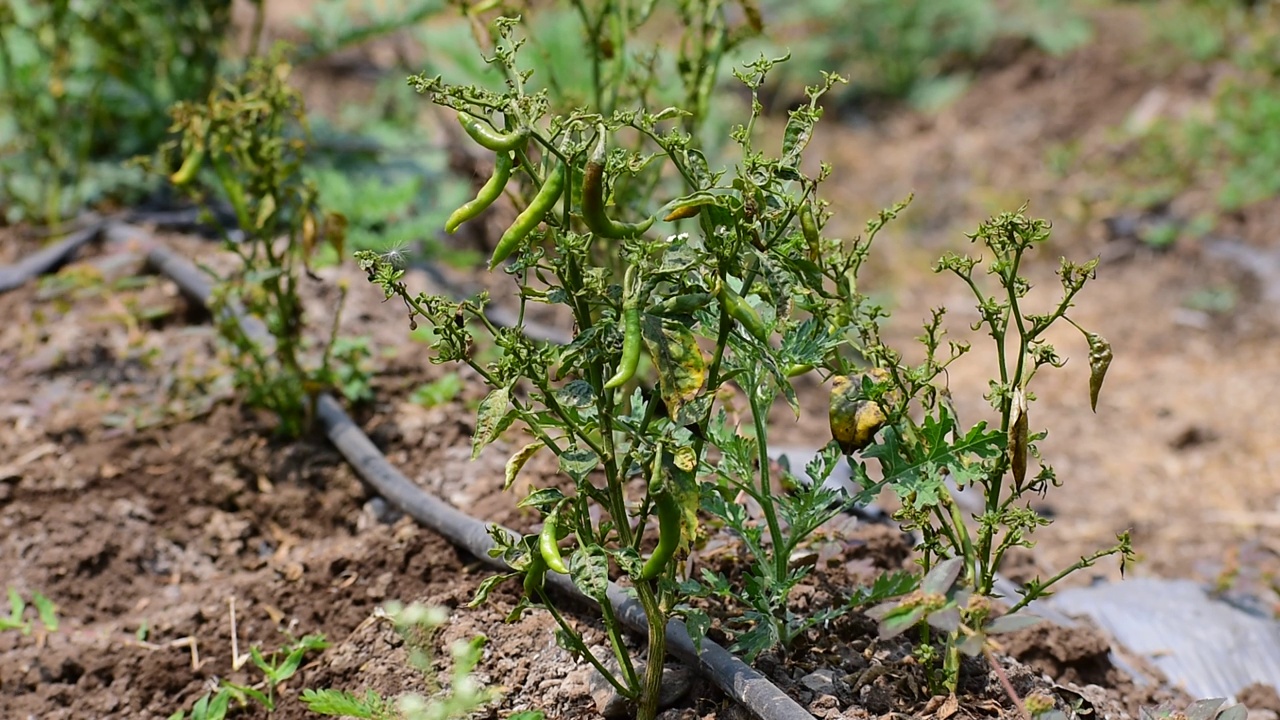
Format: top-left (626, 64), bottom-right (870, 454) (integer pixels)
top-left (581, 126), bottom-right (654, 239)
top-left (446, 151), bottom-right (513, 234)
top-left (828, 374), bottom-right (888, 455)
top-left (457, 112), bottom-right (529, 153)
top-left (539, 506), bottom-right (571, 575)
top-left (639, 491), bottom-right (680, 580)
top-left (489, 160), bottom-right (565, 270)
top-left (169, 146), bottom-right (205, 186)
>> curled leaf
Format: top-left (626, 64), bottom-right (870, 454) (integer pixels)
top-left (1087, 333), bottom-right (1113, 412)
top-left (504, 441), bottom-right (545, 490)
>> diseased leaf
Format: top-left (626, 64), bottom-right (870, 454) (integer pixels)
top-left (682, 608), bottom-right (711, 655)
top-left (504, 441), bottom-right (545, 490)
top-left (922, 556), bottom-right (964, 595)
top-left (925, 605), bottom-right (961, 633)
top-left (555, 380), bottom-right (595, 408)
top-left (871, 604), bottom-right (926, 639)
top-left (641, 314), bottom-right (706, 424)
top-left (558, 447), bottom-right (600, 484)
top-left (472, 387), bottom-right (513, 460)
top-left (571, 547), bottom-right (610, 603)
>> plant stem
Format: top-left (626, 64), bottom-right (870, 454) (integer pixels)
top-left (635, 581), bottom-right (666, 720)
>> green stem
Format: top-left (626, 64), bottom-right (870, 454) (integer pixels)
top-left (634, 582), bottom-right (666, 720)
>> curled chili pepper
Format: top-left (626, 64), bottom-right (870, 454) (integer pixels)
top-left (639, 490), bottom-right (680, 581)
top-left (489, 160), bottom-right (565, 270)
top-left (457, 112), bottom-right (529, 153)
top-left (581, 125), bottom-right (653, 239)
top-left (604, 266), bottom-right (641, 390)
top-left (446, 151), bottom-right (513, 234)
top-left (169, 146), bottom-right (205, 186)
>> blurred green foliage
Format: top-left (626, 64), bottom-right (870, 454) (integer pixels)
top-left (748, 0), bottom-right (1092, 110)
top-left (0, 0), bottom-right (231, 225)
top-left (1115, 1), bottom-right (1280, 224)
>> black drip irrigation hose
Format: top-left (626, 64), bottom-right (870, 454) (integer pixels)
top-left (85, 225), bottom-right (816, 720)
top-left (0, 218), bottom-right (105, 293)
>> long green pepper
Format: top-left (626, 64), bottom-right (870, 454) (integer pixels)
top-left (445, 151), bottom-right (513, 234)
top-left (639, 491), bottom-right (680, 581)
top-left (604, 266), bottom-right (642, 390)
top-left (489, 160), bottom-right (566, 270)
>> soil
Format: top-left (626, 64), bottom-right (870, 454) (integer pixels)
top-left (4, 3), bottom-right (1279, 720)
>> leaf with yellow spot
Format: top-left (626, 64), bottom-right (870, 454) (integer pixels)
top-left (641, 314), bottom-right (706, 426)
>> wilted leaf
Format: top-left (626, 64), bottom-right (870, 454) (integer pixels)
top-left (472, 387), bottom-right (513, 460)
top-left (641, 314), bottom-right (706, 424)
top-left (504, 441), bottom-right (545, 490)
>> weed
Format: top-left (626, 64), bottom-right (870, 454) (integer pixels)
top-left (411, 374), bottom-right (465, 408)
top-left (302, 602), bottom-right (499, 720)
top-left (1, 587), bottom-right (58, 635)
top-left (747, 0), bottom-right (1091, 109)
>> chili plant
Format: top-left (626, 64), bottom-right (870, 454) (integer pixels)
top-left (359, 8), bottom-right (898, 712)
top-left (837, 208), bottom-right (1133, 692)
top-left (154, 48), bottom-right (368, 438)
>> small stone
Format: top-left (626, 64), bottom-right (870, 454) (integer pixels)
top-left (588, 656), bottom-right (693, 718)
top-left (801, 668), bottom-right (837, 696)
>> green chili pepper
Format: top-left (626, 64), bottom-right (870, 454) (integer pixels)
top-left (581, 126), bottom-right (654, 239)
top-left (784, 363), bottom-right (814, 378)
top-left (457, 112), bottom-right (529, 153)
top-left (169, 146), bottom-right (205, 186)
top-left (639, 490), bottom-right (681, 581)
top-left (649, 292), bottom-right (714, 317)
top-left (446, 151), bottom-right (513, 234)
top-left (800, 202), bottom-right (820, 258)
top-left (539, 505), bottom-right (571, 575)
top-left (717, 282), bottom-right (770, 343)
top-left (604, 266), bottom-right (641, 390)
top-left (489, 160), bottom-right (565, 270)
top-left (523, 552), bottom-right (548, 598)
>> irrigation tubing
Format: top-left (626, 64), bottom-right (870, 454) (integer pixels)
top-left (55, 224), bottom-right (814, 720)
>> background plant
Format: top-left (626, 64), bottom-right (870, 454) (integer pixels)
top-left (747, 0), bottom-right (1092, 110)
top-left (155, 48), bottom-right (369, 438)
top-left (0, 0), bottom-right (232, 225)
